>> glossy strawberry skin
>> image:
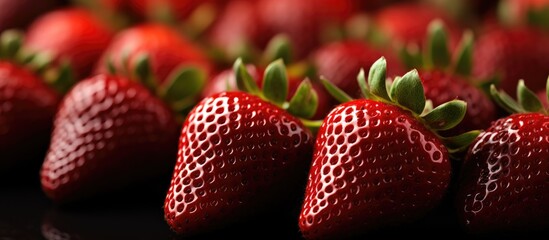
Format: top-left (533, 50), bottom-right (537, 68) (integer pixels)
top-left (473, 28), bottom-right (549, 96)
top-left (40, 75), bottom-right (179, 202)
top-left (374, 3), bottom-right (462, 48)
top-left (95, 24), bottom-right (212, 84)
top-left (419, 70), bottom-right (496, 135)
top-left (312, 41), bottom-right (405, 99)
top-left (25, 8), bottom-right (114, 78)
top-left (457, 113), bottom-right (549, 232)
top-left (0, 61), bottom-right (60, 171)
top-left (299, 100), bottom-right (451, 239)
top-left (164, 91), bottom-right (314, 236)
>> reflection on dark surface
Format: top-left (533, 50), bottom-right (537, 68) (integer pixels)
top-left (3, 170), bottom-right (545, 239)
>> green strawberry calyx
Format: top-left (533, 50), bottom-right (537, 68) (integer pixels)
top-left (400, 20), bottom-right (500, 91)
top-left (321, 56), bottom-right (480, 153)
top-left (491, 78), bottom-right (549, 114)
top-left (0, 30), bottom-right (76, 94)
top-left (233, 57), bottom-right (322, 131)
top-left (106, 52), bottom-right (206, 119)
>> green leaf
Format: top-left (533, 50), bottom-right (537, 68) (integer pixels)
top-left (517, 80), bottom-right (543, 113)
top-left (233, 58), bottom-right (260, 94)
top-left (398, 43), bottom-right (423, 69)
top-left (287, 79), bottom-right (318, 119)
top-left (526, 7), bottom-right (549, 30)
top-left (454, 30), bottom-right (474, 76)
top-left (30, 53), bottom-right (53, 75)
top-left (0, 30), bottom-right (23, 59)
top-left (368, 57), bottom-right (390, 101)
top-left (389, 69), bottom-right (426, 114)
top-left (51, 61), bottom-right (75, 94)
top-left (133, 54), bottom-right (158, 92)
top-left (106, 55), bottom-right (117, 75)
top-left (477, 74), bottom-right (501, 95)
top-left (443, 130), bottom-right (481, 153)
top-left (262, 59), bottom-right (288, 106)
top-left (320, 77), bottom-right (353, 103)
top-left (497, 0), bottom-right (515, 26)
top-left (160, 66), bottom-right (205, 104)
top-left (300, 119), bottom-right (324, 135)
top-left (357, 68), bottom-right (373, 99)
top-left (149, 1), bottom-right (176, 24)
top-left (262, 34), bottom-right (293, 64)
top-left (426, 20), bottom-right (451, 69)
top-left (422, 100), bottom-right (467, 130)
top-left (490, 84), bottom-right (523, 113)
top-left (119, 49), bottom-right (131, 76)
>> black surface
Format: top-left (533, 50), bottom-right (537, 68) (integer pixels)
top-left (1, 172), bottom-right (546, 240)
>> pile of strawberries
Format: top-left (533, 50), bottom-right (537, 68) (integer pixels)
top-left (2, 0), bottom-right (549, 238)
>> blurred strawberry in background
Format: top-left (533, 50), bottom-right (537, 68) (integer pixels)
top-left (25, 8), bottom-right (114, 79)
top-left (473, 28), bottom-right (549, 96)
top-left (312, 40), bottom-right (405, 98)
top-left (373, 3), bottom-right (463, 49)
top-left (209, 0), bottom-right (358, 60)
top-left (95, 24), bottom-right (212, 84)
top-left (0, 0), bottom-right (65, 32)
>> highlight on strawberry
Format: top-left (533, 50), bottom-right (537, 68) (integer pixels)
top-left (456, 78), bottom-right (549, 233)
top-left (164, 58), bottom-right (320, 236)
top-left (299, 57), bottom-right (480, 239)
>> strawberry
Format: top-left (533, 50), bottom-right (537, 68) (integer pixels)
top-left (456, 80), bottom-right (549, 232)
top-left (498, 0), bottom-right (549, 30)
top-left (299, 57), bottom-right (478, 238)
top-left (0, 0), bottom-right (63, 32)
top-left (473, 28), bottom-right (549, 96)
top-left (164, 59), bottom-right (320, 235)
top-left (402, 20), bottom-right (496, 135)
top-left (95, 24), bottom-right (212, 85)
top-left (312, 40), bottom-right (405, 99)
top-left (41, 51), bottom-right (207, 202)
top-left (25, 8), bottom-right (114, 79)
top-left (373, 3), bottom-right (463, 49)
top-left (0, 31), bottom-right (73, 173)
top-left (208, 0), bottom-right (357, 60)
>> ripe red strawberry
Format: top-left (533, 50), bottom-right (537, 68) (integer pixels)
top-left (0, 61), bottom-right (59, 171)
top-left (456, 80), bottom-right (549, 232)
top-left (0, 0), bottom-right (63, 32)
top-left (41, 51), bottom-right (207, 202)
top-left (40, 74), bottom-right (180, 202)
top-left (312, 40), bottom-right (405, 99)
top-left (299, 57), bottom-right (476, 238)
top-left (0, 31), bottom-right (72, 173)
top-left (473, 28), bottom-right (549, 96)
top-left (164, 59), bottom-right (320, 235)
top-left (374, 3), bottom-right (463, 49)
top-left (209, 0), bottom-right (357, 60)
top-left (95, 24), bottom-right (212, 85)
top-left (25, 8), bottom-right (114, 79)
top-left (402, 20), bottom-right (496, 135)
